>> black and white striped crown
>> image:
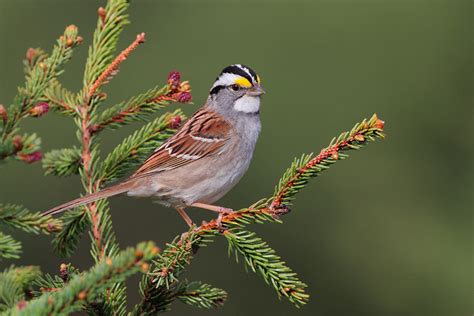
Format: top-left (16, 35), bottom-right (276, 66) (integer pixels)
top-left (210, 64), bottom-right (261, 94)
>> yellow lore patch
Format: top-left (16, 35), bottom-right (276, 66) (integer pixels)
top-left (234, 77), bottom-right (252, 88)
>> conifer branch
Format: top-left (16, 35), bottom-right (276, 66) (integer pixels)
top-left (0, 204), bottom-right (62, 235)
top-left (44, 80), bottom-right (78, 116)
top-left (52, 209), bottom-right (88, 258)
top-left (7, 242), bottom-right (160, 315)
top-left (225, 229), bottom-right (307, 306)
top-left (87, 32), bottom-right (146, 100)
top-left (137, 114), bottom-right (385, 311)
top-left (42, 147), bottom-right (82, 177)
top-left (0, 205), bottom-right (62, 260)
top-left (270, 113), bottom-right (385, 208)
top-left (90, 85), bottom-right (172, 134)
top-left (0, 25), bottom-right (81, 163)
top-left (83, 0), bottom-right (130, 93)
top-left (0, 266), bottom-right (41, 311)
top-left (176, 281), bottom-right (227, 309)
top-left (0, 232), bottom-right (22, 260)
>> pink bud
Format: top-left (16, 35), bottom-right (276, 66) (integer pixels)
top-left (168, 71), bottom-right (181, 90)
top-left (176, 92), bottom-right (192, 103)
top-left (29, 102), bottom-right (49, 117)
top-left (12, 135), bottom-right (23, 152)
top-left (17, 300), bottom-right (27, 310)
top-left (375, 118), bottom-right (385, 130)
top-left (19, 151), bottom-right (42, 164)
top-left (169, 115), bottom-right (182, 129)
top-left (26, 48), bottom-right (36, 63)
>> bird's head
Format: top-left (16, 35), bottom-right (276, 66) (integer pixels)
top-left (209, 64), bottom-right (264, 115)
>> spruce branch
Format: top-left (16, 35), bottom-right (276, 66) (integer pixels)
top-left (90, 85), bottom-right (173, 134)
top-left (42, 147), bottom-right (82, 177)
top-left (0, 232), bottom-right (22, 260)
top-left (132, 279), bottom-right (226, 315)
top-left (7, 242), bottom-right (160, 315)
top-left (0, 266), bottom-right (41, 311)
top-left (0, 204), bottom-right (62, 234)
top-left (137, 114), bottom-right (385, 311)
top-left (87, 32), bottom-right (145, 100)
top-left (52, 209), bottom-right (89, 258)
top-left (43, 80), bottom-right (78, 116)
top-left (271, 113), bottom-right (385, 208)
top-left (34, 263), bottom-right (80, 295)
top-left (177, 281), bottom-right (227, 309)
top-left (225, 229), bottom-right (307, 306)
top-left (83, 0), bottom-right (130, 92)
top-left (0, 24), bottom-right (81, 163)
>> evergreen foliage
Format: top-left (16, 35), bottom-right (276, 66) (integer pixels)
top-left (0, 0), bottom-right (385, 314)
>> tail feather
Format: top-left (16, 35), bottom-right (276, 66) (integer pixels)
top-left (42, 182), bottom-right (130, 216)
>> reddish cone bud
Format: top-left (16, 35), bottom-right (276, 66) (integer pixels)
top-left (18, 151), bottom-right (42, 164)
top-left (167, 70), bottom-right (181, 90)
top-left (135, 250), bottom-right (144, 260)
top-left (375, 118), bottom-right (385, 129)
top-left (151, 246), bottom-right (160, 255)
top-left (76, 36), bottom-right (83, 44)
top-left (26, 48), bottom-right (36, 63)
top-left (59, 263), bottom-right (69, 282)
top-left (65, 24), bottom-right (77, 33)
top-left (38, 62), bottom-right (47, 71)
top-left (176, 91), bottom-right (192, 103)
top-left (0, 104), bottom-right (7, 125)
top-left (331, 151), bottom-right (339, 160)
top-left (140, 262), bottom-right (150, 273)
top-left (77, 291), bottom-right (87, 300)
top-left (98, 7), bottom-right (106, 18)
top-left (136, 32), bottom-right (146, 43)
top-left (169, 115), bottom-right (182, 129)
top-left (17, 300), bottom-right (27, 310)
top-left (66, 38), bottom-right (74, 47)
top-left (29, 102), bottom-right (49, 117)
top-left (354, 134), bottom-right (365, 142)
top-left (60, 263), bottom-right (68, 272)
top-left (12, 135), bottom-right (23, 152)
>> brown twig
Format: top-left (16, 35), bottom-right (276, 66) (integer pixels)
top-left (79, 33), bottom-right (147, 260)
top-left (87, 33), bottom-right (146, 100)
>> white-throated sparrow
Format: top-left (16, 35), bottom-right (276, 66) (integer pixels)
top-left (43, 64), bottom-right (265, 226)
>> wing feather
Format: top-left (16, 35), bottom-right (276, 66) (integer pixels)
top-left (131, 107), bottom-right (231, 177)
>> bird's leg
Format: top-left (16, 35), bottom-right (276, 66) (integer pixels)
top-left (175, 207), bottom-right (194, 227)
top-left (191, 202), bottom-right (233, 231)
top-left (191, 202), bottom-right (233, 214)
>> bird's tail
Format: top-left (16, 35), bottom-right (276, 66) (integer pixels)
top-left (42, 182), bottom-right (131, 216)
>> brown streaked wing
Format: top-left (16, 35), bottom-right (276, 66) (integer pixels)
top-left (131, 107), bottom-right (231, 177)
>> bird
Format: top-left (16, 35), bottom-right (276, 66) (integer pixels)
top-left (42, 64), bottom-right (265, 227)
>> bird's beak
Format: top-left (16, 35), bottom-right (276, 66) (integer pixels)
top-left (246, 85), bottom-right (265, 96)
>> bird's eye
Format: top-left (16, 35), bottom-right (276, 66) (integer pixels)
top-left (230, 84), bottom-right (240, 91)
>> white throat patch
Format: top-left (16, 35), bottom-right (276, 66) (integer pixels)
top-left (234, 95), bottom-right (260, 113)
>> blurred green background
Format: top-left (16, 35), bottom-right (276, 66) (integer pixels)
top-left (0, 0), bottom-right (472, 315)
